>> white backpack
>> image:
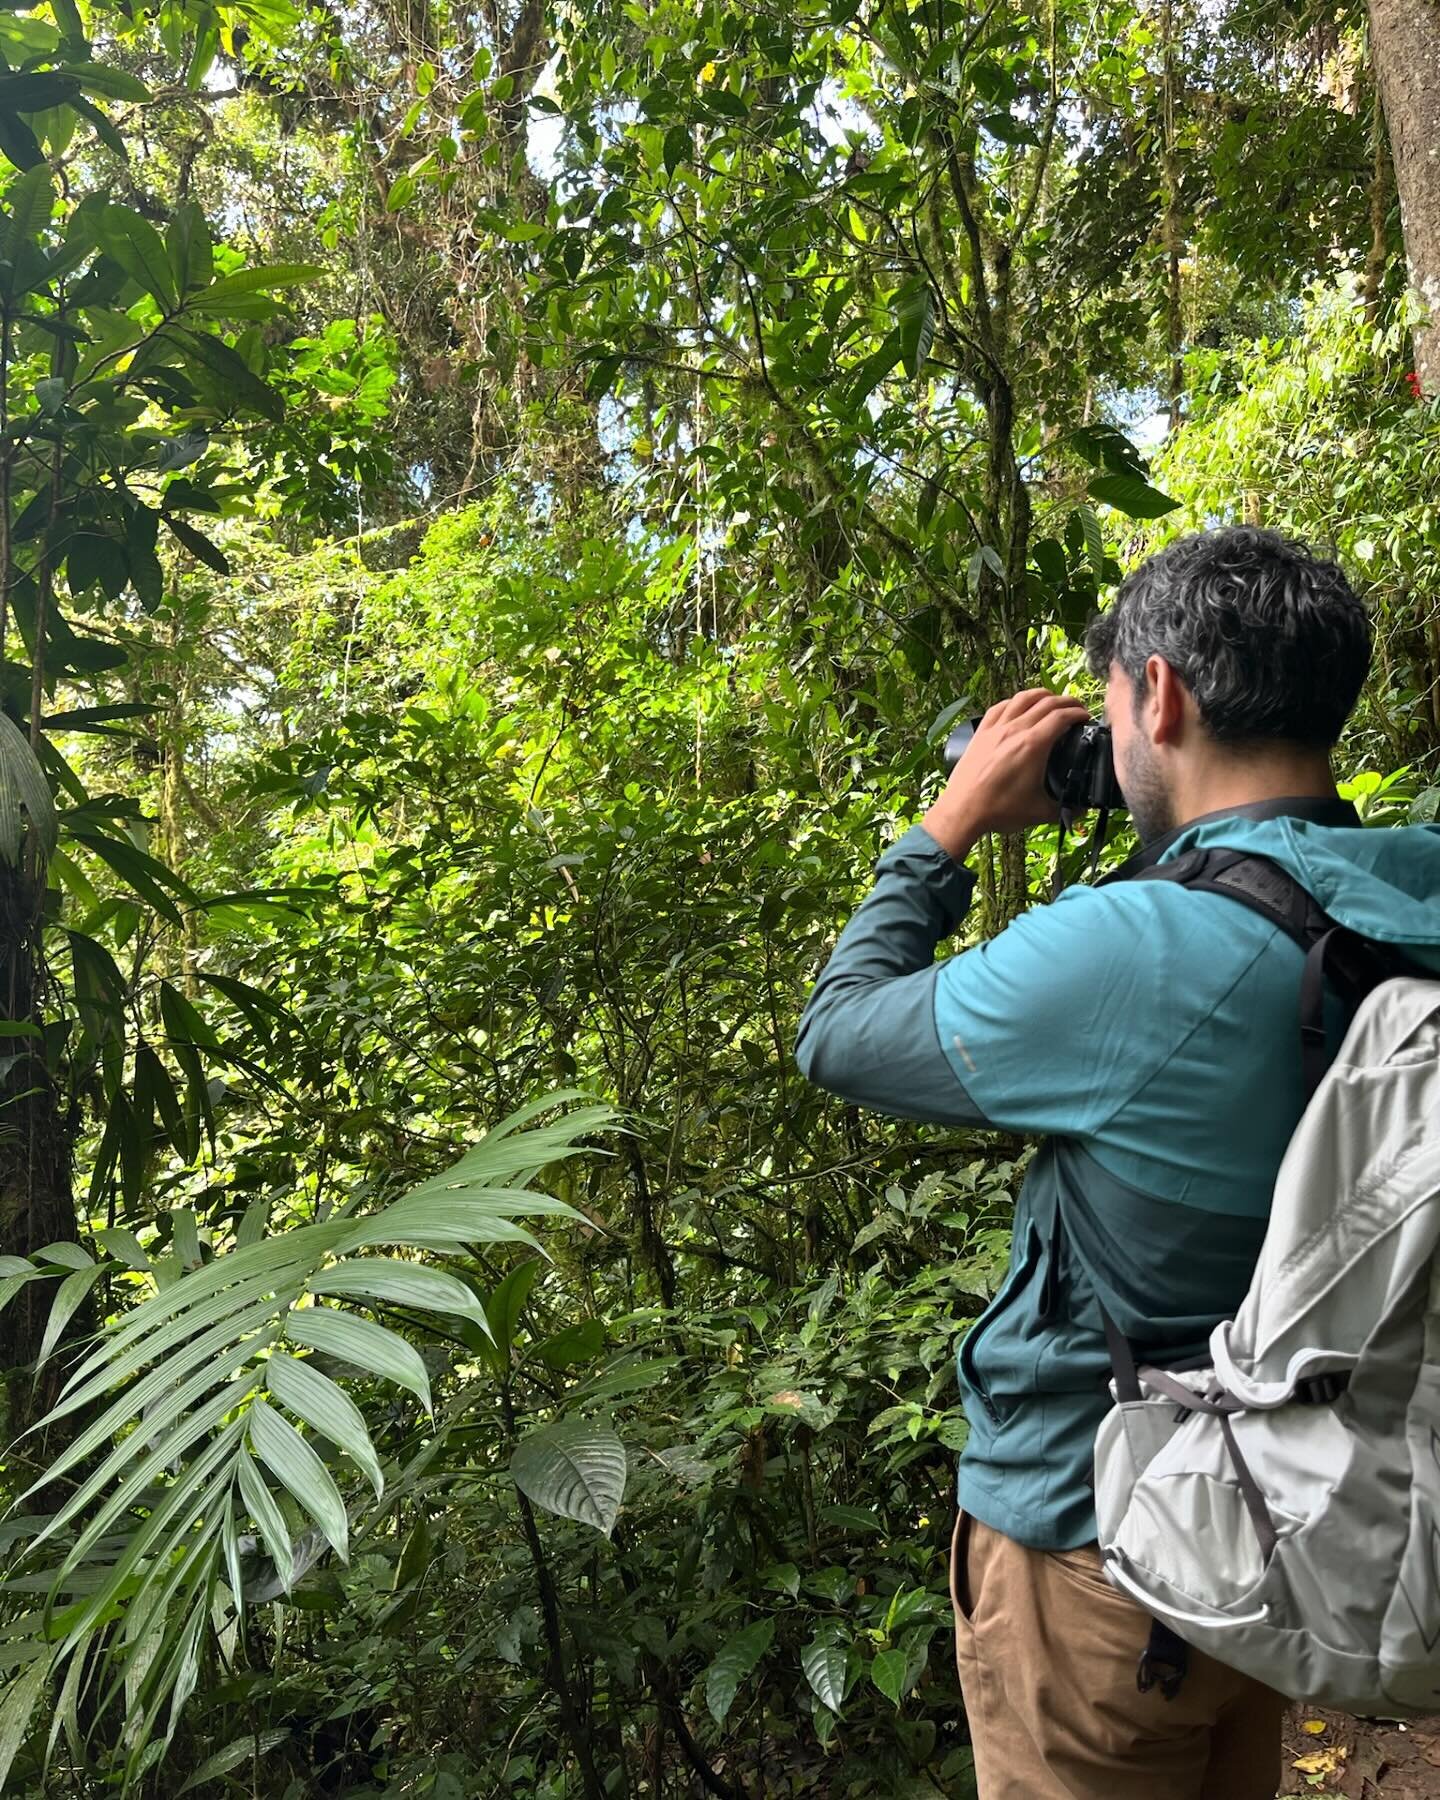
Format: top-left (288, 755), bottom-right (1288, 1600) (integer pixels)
top-left (1094, 850), bottom-right (1440, 1714)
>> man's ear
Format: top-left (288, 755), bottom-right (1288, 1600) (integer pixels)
top-left (1147, 655), bottom-right (1187, 746)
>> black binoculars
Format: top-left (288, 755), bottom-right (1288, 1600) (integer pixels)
top-left (943, 715), bottom-right (1126, 815)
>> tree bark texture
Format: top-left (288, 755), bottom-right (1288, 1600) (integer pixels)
top-left (0, 859), bottom-right (82, 1456)
top-left (1370, 0), bottom-right (1440, 392)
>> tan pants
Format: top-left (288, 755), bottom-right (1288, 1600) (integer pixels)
top-left (950, 1512), bottom-right (1284, 1800)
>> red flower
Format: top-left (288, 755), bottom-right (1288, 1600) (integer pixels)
top-left (1406, 371), bottom-right (1424, 401)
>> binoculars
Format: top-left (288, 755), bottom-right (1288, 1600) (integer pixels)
top-left (943, 715), bottom-right (1126, 815)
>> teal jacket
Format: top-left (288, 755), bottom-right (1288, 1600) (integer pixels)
top-left (795, 803), bottom-right (1440, 1550)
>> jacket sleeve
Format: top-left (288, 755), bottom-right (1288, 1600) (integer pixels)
top-left (793, 823), bottom-right (994, 1125)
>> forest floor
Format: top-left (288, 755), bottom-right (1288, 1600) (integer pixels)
top-left (1280, 1706), bottom-right (1440, 1797)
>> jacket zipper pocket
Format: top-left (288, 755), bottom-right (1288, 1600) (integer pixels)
top-left (959, 1223), bottom-right (1041, 1425)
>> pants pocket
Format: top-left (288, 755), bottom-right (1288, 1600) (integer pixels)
top-left (949, 1510), bottom-right (976, 1625)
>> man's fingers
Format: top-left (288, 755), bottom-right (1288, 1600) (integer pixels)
top-left (986, 689), bottom-right (1091, 730)
top-left (1027, 700), bottom-right (1091, 740)
top-left (997, 688), bottom-right (1063, 721)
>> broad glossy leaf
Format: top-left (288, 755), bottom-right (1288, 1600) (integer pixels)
top-left (705, 1617), bottom-right (774, 1724)
top-left (510, 1419), bottom-right (626, 1536)
top-left (870, 1647), bottom-right (909, 1704)
top-left (58, 63), bottom-right (151, 102)
top-left (535, 1318), bottom-right (605, 1369)
top-left (484, 1258), bottom-right (539, 1355)
top-left (3, 164), bottom-right (52, 265)
top-left (163, 515), bottom-right (230, 575)
top-left (186, 264), bottom-right (324, 313)
top-left (248, 1397), bottom-right (348, 1562)
top-left (166, 203), bottom-right (213, 296)
top-left (171, 328), bottom-right (284, 423)
top-left (0, 71), bottom-right (77, 110)
top-left (802, 1636), bottom-right (848, 1712)
top-left (1086, 474), bottom-right (1179, 519)
top-left (90, 204), bottom-right (176, 308)
top-left (0, 110), bottom-right (42, 173)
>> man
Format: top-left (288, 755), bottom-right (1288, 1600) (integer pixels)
top-left (794, 526), bottom-right (1440, 1798)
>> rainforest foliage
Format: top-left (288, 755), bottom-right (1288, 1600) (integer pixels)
top-left (0, 0), bottom-right (1430, 1792)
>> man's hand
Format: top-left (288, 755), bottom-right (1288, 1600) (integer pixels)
top-left (922, 689), bottom-right (1092, 861)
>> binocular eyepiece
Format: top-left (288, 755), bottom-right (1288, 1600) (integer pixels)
top-left (943, 715), bottom-right (1126, 816)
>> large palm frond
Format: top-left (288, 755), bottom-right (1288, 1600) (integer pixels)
top-left (0, 1093), bottom-right (612, 1792)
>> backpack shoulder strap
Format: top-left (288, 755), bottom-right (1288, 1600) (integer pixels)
top-left (1128, 847), bottom-right (1329, 952)
top-left (1126, 847), bottom-right (1412, 1098)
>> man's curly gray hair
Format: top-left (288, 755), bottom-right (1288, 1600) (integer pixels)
top-left (1084, 526), bottom-right (1372, 748)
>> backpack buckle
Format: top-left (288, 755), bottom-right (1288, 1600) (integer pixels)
top-left (1137, 1620), bottom-right (1189, 1701)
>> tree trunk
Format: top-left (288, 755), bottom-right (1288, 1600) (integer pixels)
top-left (1369, 0), bottom-right (1440, 392)
top-left (0, 859), bottom-right (82, 1464)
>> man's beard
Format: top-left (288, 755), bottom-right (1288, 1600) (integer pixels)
top-left (1118, 732), bottom-right (1177, 845)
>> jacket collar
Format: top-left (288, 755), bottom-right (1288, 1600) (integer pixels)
top-left (1100, 795), bottom-right (1363, 886)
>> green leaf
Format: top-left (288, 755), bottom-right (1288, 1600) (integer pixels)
top-left (510, 1419), bottom-right (626, 1535)
top-left (0, 110), bottom-right (43, 173)
top-left (705, 1617), bottom-right (774, 1724)
top-left (0, 1653), bottom-right (50, 1790)
top-left (169, 328), bottom-right (284, 423)
top-left (91, 1227), bottom-right (148, 1271)
top-left (846, 326), bottom-right (903, 410)
top-left (898, 282), bottom-right (935, 381)
top-left (0, 711), bottom-right (56, 866)
top-left (0, 72), bottom-right (78, 110)
top-left (283, 1306), bottom-right (432, 1412)
top-left (237, 1449), bottom-right (295, 1594)
top-left (178, 1731), bottom-right (290, 1794)
top-left (186, 264), bottom-right (324, 313)
top-left (308, 1257), bottom-right (487, 1329)
top-left (802, 1636), bottom-right (848, 1712)
top-left (820, 1504), bottom-right (882, 1534)
top-left (1074, 502), bottom-right (1105, 584)
top-left (89, 204), bottom-right (177, 308)
top-left (706, 86), bottom-right (749, 119)
top-left (484, 1257), bottom-right (540, 1356)
top-left (69, 96), bottom-right (125, 160)
top-left (33, 1240), bottom-right (92, 1270)
top-left (163, 515), bottom-right (230, 575)
top-left (265, 1351), bottom-right (383, 1499)
top-left (184, 19), bottom-right (218, 90)
top-left (167, 202), bottom-right (213, 296)
top-left (158, 982), bottom-right (221, 1051)
top-left (36, 1263), bottom-right (104, 1368)
top-left (171, 1207), bottom-right (201, 1271)
top-left (870, 1646), bottom-right (909, 1704)
top-left (981, 111), bottom-right (1040, 146)
top-left (342, 1199), bottom-right (544, 1256)
top-left (4, 164), bottom-right (52, 263)
top-left (247, 1396), bottom-right (349, 1562)
top-left (1086, 474), bottom-right (1179, 519)
top-left (663, 123), bottom-right (689, 176)
top-left (534, 1318), bottom-right (605, 1369)
top-left (58, 63), bottom-right (151, 102)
